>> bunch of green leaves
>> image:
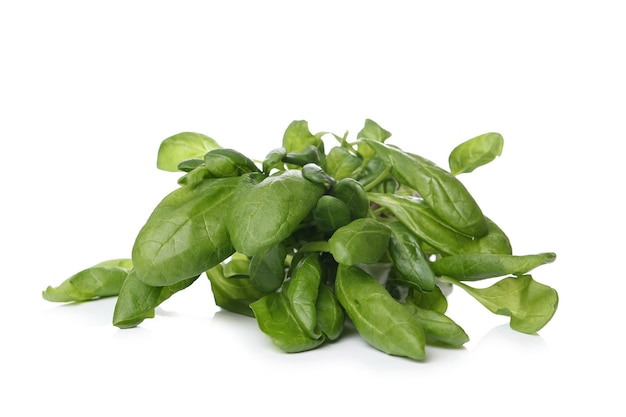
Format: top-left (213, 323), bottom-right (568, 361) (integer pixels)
top-left (43, 120), bottom-right (558, 361)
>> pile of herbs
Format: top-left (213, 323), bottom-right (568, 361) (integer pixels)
top-left (43, 119), bottom-right (558, 361)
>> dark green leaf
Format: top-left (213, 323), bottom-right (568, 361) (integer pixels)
top-left (204, 148), bottom-right (261, 178)
top-left (177, 158), bottom-right (205, 173)
top-left (330, 177), bottom-right (370, 220)
top-left (301, 163), bottom-right (336, 190)
top-left (312, 195), bottom-right (352, 233)
top-left (262, 147), bottom-right (287, 174)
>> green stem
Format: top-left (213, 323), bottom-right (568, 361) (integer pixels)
top-left (363, 166), bottom-right (392, 191)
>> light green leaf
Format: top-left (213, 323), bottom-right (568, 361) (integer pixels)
top-left (42, 259), bottom-right (132, 302)
top-left (447, 274), bottom-right (558, 334)
top-left (449, 132), bottom-right (504, 175)
top-left (157, 132), bottom-right (221, 172)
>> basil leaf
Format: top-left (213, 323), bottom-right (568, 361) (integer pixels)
top-left (157, 132), bottom-right (221, 172)
top-left (449, 132), bottom-right (504, 175)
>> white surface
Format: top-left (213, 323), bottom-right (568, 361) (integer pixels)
top-left (1, 1), bottom-right (624, 415)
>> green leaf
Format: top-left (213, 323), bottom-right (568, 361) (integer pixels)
top-left (406, 285), bottom-right (448, 314)
top-left (449, 132), bottom-right (504, 175)
top-left (301, 163), bottom-right (336, 190)
top-left (223, 252), bottom-right (251, 278)
top-left (357, 119), bottom-right (392, 142)
top-left (227, 170), bottom-right (325, 256)
top-left (368, 193), bottom-right (473, 255)
top-left (204, 148), bottom-right (261, 178)
top-left (325, 146), bottom-right (362, 180)
top-left (285, 253), bottom-right (323, 339)
top-left (206, 263), bottom-right (264, 317)
top-left (157, 132), bottom-right (221, 172)
top-left (42, 259), bottom-right (133, 302)
top-left (403, 303), bottom-right (469, 347)
top-left (315, 283), bottom-right (344, 341)
top-left (262, 147), bottom-right (287, 174)
top-left (363, 139), bottom-right (488, 238)
top-left (369, 193), bottom-right (512, 255)
top-left (431, 252), bottom-right (557, 281)
top-left (177, 158), bottom-right (205, 173)
top-left (329, 177), bottom-right (370, 220)
top-left (312, 195), bottom-right (352, 233)
top-left (112, 269), bottom-right (198, 328)
top-left (249, 243), bottom-right (287, 293)
top-left (447, 274), bottom-right (559, 334)
top-left (282, 120), bottom-right (324, 153)
top-left (387, 221), bottom-right (436, 292)
top-left (335, 264), bottom-right (426, 360)
top-left (250, 292), bottom-right (325, 353)
top-left (132, 176), bottom-right (240, 286)
top-left (329, 218), bottom-right (391, 265)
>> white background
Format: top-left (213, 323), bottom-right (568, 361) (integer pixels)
top-left (2, 1), bottom-right (624, 415)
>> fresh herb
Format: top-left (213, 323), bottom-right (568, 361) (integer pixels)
top-left (43, 119), bottom-right (558, 361)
